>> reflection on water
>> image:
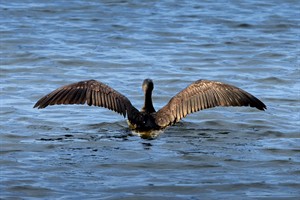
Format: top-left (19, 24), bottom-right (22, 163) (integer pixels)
top-left (1, 0), bottom-right (299, 199)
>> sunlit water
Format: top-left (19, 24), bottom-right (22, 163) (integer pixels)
top-left (1, 1), bottom-right (299, 199)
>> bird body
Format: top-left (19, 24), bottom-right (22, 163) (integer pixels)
top-left (34, 79), bottom-right (266, 138)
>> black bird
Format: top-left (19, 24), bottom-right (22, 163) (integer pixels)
top-left (34, 79), bottom-right (266, 138)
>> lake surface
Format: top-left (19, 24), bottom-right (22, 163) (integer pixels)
top-left (1, 1), bottom-right (299, 199)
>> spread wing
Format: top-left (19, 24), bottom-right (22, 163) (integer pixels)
top-left (34, 80), bottom-right (139, 118)
top-left (155, 80), bottom-right (267, 127)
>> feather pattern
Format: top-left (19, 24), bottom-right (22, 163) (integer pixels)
top-left (34, 80), bottom-right (138, 118)
top-left (155, 80), bottom-right (266, 127)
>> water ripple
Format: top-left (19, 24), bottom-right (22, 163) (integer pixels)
top-left (1, 0), bottom-right (299, 199)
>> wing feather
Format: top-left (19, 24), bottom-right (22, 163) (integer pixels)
top-left (34, 80), bottom-right (138, 118)
top-left (155, 79), bottom-right (266, 127)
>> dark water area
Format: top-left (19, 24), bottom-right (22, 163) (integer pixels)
top-left (1, 1), bottom-right (299, 199)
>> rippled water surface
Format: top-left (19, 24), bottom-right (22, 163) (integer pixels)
top-left (1, 1), bottom-right (300, 199)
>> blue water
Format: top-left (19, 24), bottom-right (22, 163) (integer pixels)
top-left (1, 1), bottom-right (300, 199)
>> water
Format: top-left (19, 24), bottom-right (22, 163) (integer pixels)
top-left (1, 0), bottom-right (299, 199)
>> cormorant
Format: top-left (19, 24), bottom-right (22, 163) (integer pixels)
top-left (34, 79), bottom-right (266, 138)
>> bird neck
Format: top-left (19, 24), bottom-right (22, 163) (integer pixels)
top-left (142, 90), bottom-right (155, 113)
